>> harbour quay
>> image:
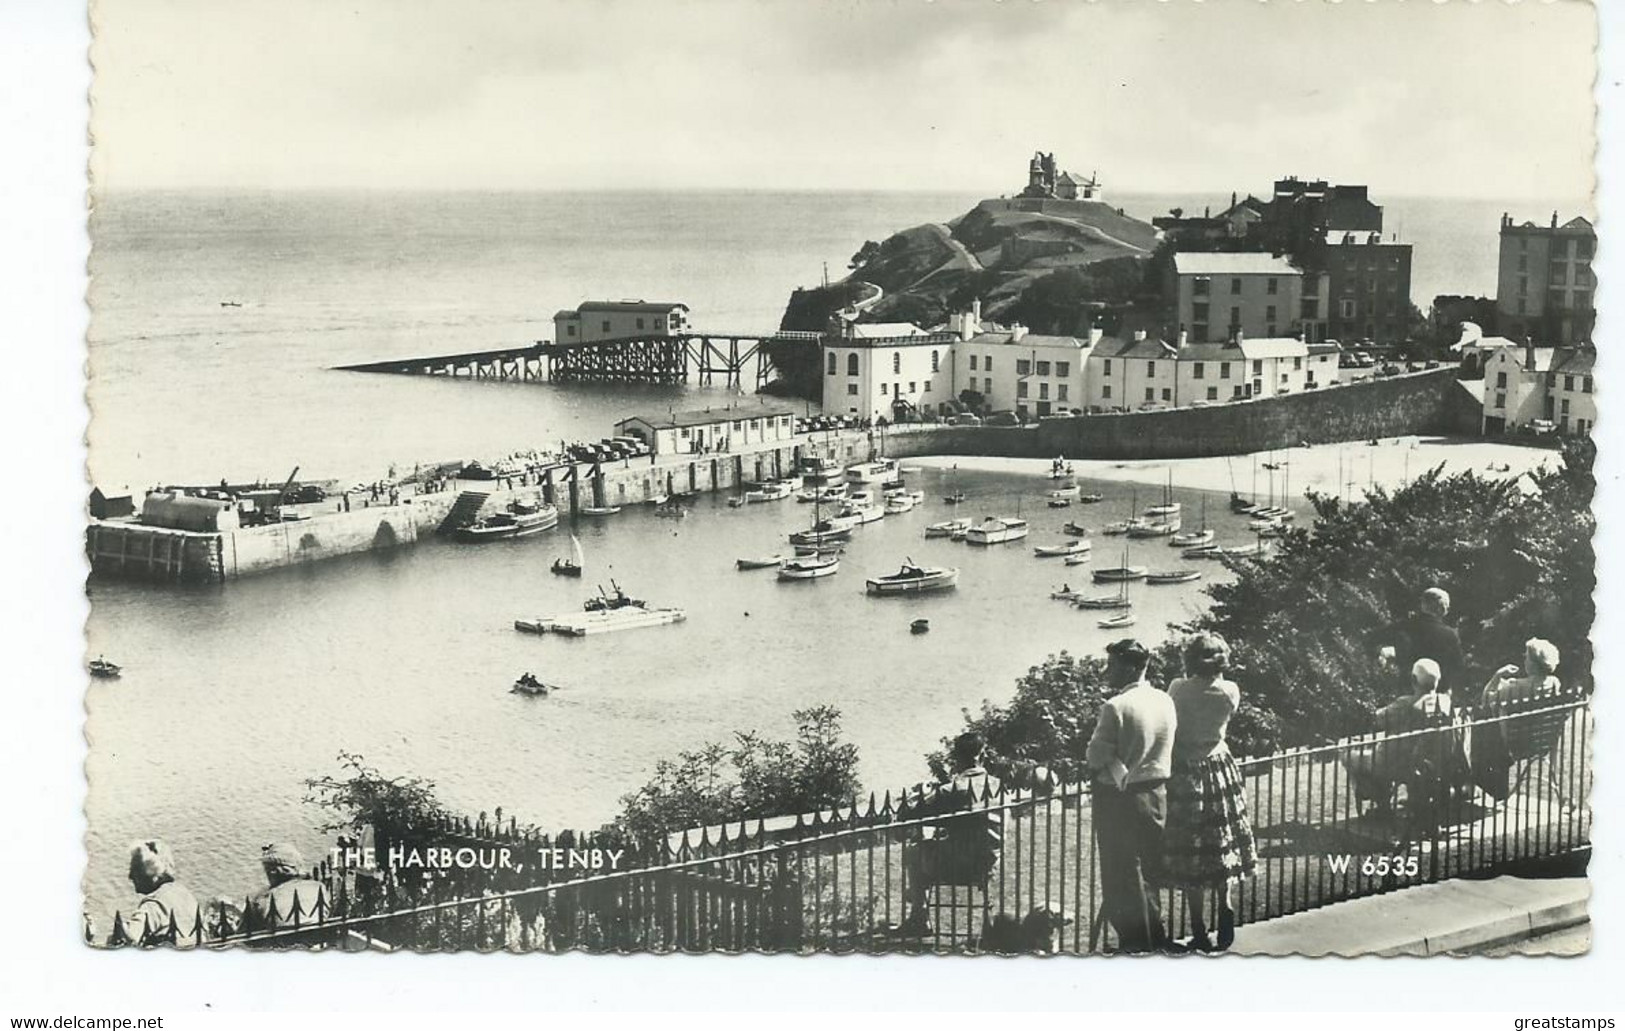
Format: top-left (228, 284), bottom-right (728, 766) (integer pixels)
top-left (84, 408), bottom-right (879, 585)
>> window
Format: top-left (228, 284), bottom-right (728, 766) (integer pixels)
top-left (602, 320), bottom-right (612, 333)
top-left (1293, 357), bottom-right (1303, 370)
top-left (1267, 277), bottom-right (1279, 295)
top-left (1494, 391), bottom-right (1506, 408)
top-left (1220, 362), bottom-right (1231, 379)
top-left (1016, 359), bottom-right (1031, 376)
top-left (636, 317), bottom-right (645, 330)
top-left (879, 383), bottom-right (888, 395)
top-left (1519, 277), bottom-right (1528, 297)
top-left (1561, 398), bottom-right (1571, 416)
top-left (1579, 237), bottom-right (1594, 259)
top-left (970, 355), bottom-right (978, 371)
top-left (1302, 299), bottom-right (1318, 319)
top-left (1161, 388), bottom-right (1171, 402)
top-left (1496, 371), bottom-right (1508, 388)
top-left (984, 357), bottom-right (992, 371)
top-left (1103, 359), bottom-right (1112, 376)
top-left (1233, 385), bottom-right (1244, 399)
top-left (1057, 362), bottom-right (1070, 377)
top-left (1193, 302), bottom-right (1210, 322)
top-left (1584, 376), bottom-right (1593, 393)
top-left (680, 428), bottom-right (690, 438)
top-left (984, 377), bottom-right (993, 394)
top-left (1551, 265), bottom-right (1567, 286)
top-left (827, 353), bottom-right (837, 375)
top-left (1194, 362), bottom-right (1206, 380)
top-left (1017, 381), bottom-right (1029, 399)
top-left (909, 381), bottom-right (917, 393)
top-left (1207, 386), bottom-right (1219, 401)
top-left (1194, 277), bottom-right (1211, 297)
top-left (931, 350), bottom-right (940, 372)
top-left (566, 324), bottom-right (577, 337)
top-left (1576, 291), bottom-right (1592, 311)
top-left (1339, 299), bottom-right (1356, 319)
top-left (1252, 360), bottom-right (1263, 375)
top-left (1564, 375), bottom-right (1575, 391)
top-left (1518, 254), bottom-right (1527, 272)
top-left (1057, 384), bottom-right (1069, 401)
top-left (1103, 384), bottom-right (1112, 399)
top-left (1230, 278), bottom-right (1242, 295)
top-left (1147, 361), bottom-right (1156, 377)
top-left (733, 420), bottom-right (743, 430)
top-left (1036, 360), bottom-right (1051, 376)
top-left (1517, 300), bottom-right (1527, 315)
top-left (1266, 305), bottom-right (1277, 322)
top-left (1145, 388), bottom-right (1155, 402)
top-left (923, 381), bottom-right (931, 393)
top-left (892, 352), bottom-right (901, 375)
top-left (1039, 382), bottom-right (1050, 400)
top-left (1267, 326), bottom-right (1276, 337)
top-left (846, 353), bottom-right (859, 376)
top-left (847, 383), bottom-right (859, 396)
top-left (1230, 307), bottom-right (1241, 328)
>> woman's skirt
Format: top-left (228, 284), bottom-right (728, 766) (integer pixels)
top-left (1155, 750), bottom-right (1258, 890)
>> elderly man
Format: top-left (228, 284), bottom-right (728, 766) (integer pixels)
top-left (1374, 587), bottom-right (1465, 699)
top-left (107, 840), bottom-right (202, 947)
top-left (1085, 638), bottom-right (1177, 953)
top-left (246, 843), bottom-right (328, 933)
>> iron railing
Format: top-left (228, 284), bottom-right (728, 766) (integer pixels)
top-left (105, 697), bottom-right (1591, 953)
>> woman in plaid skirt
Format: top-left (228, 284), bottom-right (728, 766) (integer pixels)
top-left (1157, 633), bottom-right (1258, 952)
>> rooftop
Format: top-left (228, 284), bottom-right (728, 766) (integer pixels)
top-left (616, 405), bottom-right (800, 430)
top-left (1173, 252), bottom-right (1300, 276)
top-left (569, 300), bottom-right (690, 314)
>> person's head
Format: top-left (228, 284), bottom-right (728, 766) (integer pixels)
top-left (1524, 638), bottom-right (1560, 677)
top-left (260, 843), bottom-right (305, 887)
top-left (1183, 633), bottom-right (1230, 678)
top-left (1411, 658), bottom-right (1441, 694)
top-left (1105, 638), bottom-right (1151, 688)
top-left (1421, 587), bottom-right (1450, 618)
top-left (127, 840), bottom-right (176, 896)
top-left (949, 731), bottom-right (986, 771)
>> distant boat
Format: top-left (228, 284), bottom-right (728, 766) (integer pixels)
top-left (746, 481), bottom-right (793, 503)
top-left (883, 491), bottom-right (917, 514)
top-left (1144, 469), bottom-right (1181, 518)
top-left (1093, 546), bottom-right (1147, 584)
top-left (1170, 528), bottom-right (1215, 548)
top-left (1051, 588), bottom-right (1083, 602)
top-left (798, 456), bottom-right (845, 483)
top-left (1047, 498), bottom-right (1072, 509)
top-left (511, 674), bottom-right (550, 696)
top-left (1035, 540), bottom-right (1089, 558)
top-left (925, 518), bottom-right (970, 539)
top-left (792, 541), bottom-right (845, 557)
top-left (1048, 485), bottom-right (1081, 500)
top-left (1183, 543), bottom-right (1226, 560)
top-left (579, 505), bottom-right (621, 516)
top-left (796, 484), bottom-right (846, 504)
top-left (88, 658), bottom-right (121, 679)
top-left (1097, 613), bottom-right (1137, 629)
top-left (1127, 519), bottom-right (1180, 539)
top-left (1062, 521), bottom-right (1090, 537)
top-left (838, 499), bottom-right (885, 525)
top-left (965, 516), bottom-right (1029, 546)
top-left (790, 518), bottom-right (855, 546)
top-left (551, 534), bottom-right (585, 576)
top-left (1147, 569), bottom-right (1202, 585)
top-left (865, 559), bottom-right (959, 595)
top-left (910, 618), bottom-right (931, 635)
top-left (1078, 493), bottom-right (1104, 504)
top-left (942, 491), bottom-right (967, 505)
top-left (1064, 552), bottom-right (1091, 566)
top-left (645, 493), bottom-right (671, 506)
top-left (735, 555), bottom-right (782, 570)
top-left (846, 458), bottom-right (900, 484)
top-left (219, 300), bottom-right (243, 308)
top-left (456, 505), bottom-right (559, 541)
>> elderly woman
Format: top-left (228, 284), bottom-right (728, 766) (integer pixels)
top-left (1155, 633), bottom-right (1258, 953)
top-left (112, 840), bottom-right (201, 947)
top-left (1480, 638), bottom-right (1562, 711)
top-left (246, 843), bottom-right (328, 933)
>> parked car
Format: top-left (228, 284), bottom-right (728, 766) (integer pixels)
top-left (1530, 419), bottom-right (1557, 435)
top-left (985, 411), bottom-right (1020, 427)
top-left (949, 413), bottom-right (983, 426)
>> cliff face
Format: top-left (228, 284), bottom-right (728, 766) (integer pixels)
top-left (791, 197), bottom-right (1161, 335)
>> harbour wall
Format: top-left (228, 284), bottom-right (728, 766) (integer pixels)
top-left (884, 369), bottom-right (1480, 461)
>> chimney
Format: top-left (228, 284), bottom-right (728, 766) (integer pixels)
top-left (1088, 325), bottom-right (1104, 348)
top-left (1524, 334), bottom-right (1536, 371)
top-left (1133, 329), bottom-right (1147, 342)
top-left (1231, 191), bottom-right (1238, 209)
top-left (1551, 211), bottom-right (1559, 229)
top-left (1011, 322), bottom-right (1028, 343)
top-left (972, 297), bottom-right (982, 327)
top-left (1178, 328), bottom-right (1188, 350)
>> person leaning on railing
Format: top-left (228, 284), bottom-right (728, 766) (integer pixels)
top-left (1153, 634), bottom-right (1257, 953)
top-left (897, 731), bottom-right (1054, 937)
top-left (93, 839), bottom-right (203, 948)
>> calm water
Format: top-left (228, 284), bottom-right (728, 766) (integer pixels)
top-left (83, 187), bottom-right (1553, 919)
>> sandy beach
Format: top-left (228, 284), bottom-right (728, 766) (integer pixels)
top-left (908, 435), bottom-right (1559, 500)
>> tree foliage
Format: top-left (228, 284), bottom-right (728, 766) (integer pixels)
top-left (616, 706), bottom-right (861, 843)
top-left (1004, 261), bottom-right (1142, 336)
top-left (304, 751), bottom-right (449, 846)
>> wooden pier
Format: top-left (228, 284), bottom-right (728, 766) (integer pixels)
top-left (334, 330), bottom-right (820, 390)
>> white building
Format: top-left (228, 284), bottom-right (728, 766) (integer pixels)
top-left (1085, 332), bottom-right (1315, 410)
top-left (1481, 342), bottom-right (1595, 435)
top-left (614, 404), bottom-right (798, 456)
top-left (820, 322), bottom-right (957, 421)
top-left (956, 324), bottom-right (1097, 419)
top-left (554, 301), bottom-right (690, 344)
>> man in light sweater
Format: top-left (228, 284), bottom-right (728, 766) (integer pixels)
top-left (1086, 638), bottom-right (1177, 953)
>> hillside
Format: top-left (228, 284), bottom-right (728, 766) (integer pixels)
top-left (797, 197), bottom-right (1161, 333)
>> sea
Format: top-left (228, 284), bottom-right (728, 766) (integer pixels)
top-left (82, 187), bottom-right (1574, 920)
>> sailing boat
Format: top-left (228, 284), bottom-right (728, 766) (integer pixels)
top-left (1102, 487), bottom-right (1137, 536)
top-left (1144, 468), bottom-right (1181, 518)
top-left (551, 534), bottom-right (585, 577)
top-left (1171, 496), bottom-right (1213, 548)
top-left (1091, 544), bottom-right (1147, 584)
top-left (780, 486), bottom-right (841, 579)
top-left (1078, 548), bottom-right (1136, 608)
top-left (1233, 455), bottom-right (1261, 514)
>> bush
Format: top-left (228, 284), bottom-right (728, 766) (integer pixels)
top-left (304, 751), bottom-right (449, 852)
top-left (616, 706), bottom-right (861, 843)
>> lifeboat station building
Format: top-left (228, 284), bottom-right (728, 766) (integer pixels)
top-left (554, 300), bottom-right (690, 344)
top-left (615, 404), bottom-right (799, 456)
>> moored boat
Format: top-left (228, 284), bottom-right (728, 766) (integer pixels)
top-left (1170, 528), bottom-right (1215, 548)
top-left (883, 491), bottom-right (917, 514)
top-left (1097, 613), bottom-right (1137, 629)
top-left (530, 606), bottom-right (687, 636)
top-left (1127, 519), bottom-right (1181, 539)
top-left (1147, 569), bottom-right (1202, 585)
top-left (865, 559), bottom-right (959, 595)
top-left (964, 516), bottom-right (1029, 546)
top-left (942, 491), bottom-right (967, 505)
top-left (1062, 521), bottom-right (1090, 537)
top-left (1092, 564), bottom-right (1148, 583)
top-left (456, 504), bottom-right (560, 541)
top-left (910, 618), bottom-right (931, 634)
top-left (551, 557), bottom-right (582, 577)
top-left (1183, 543), bottom-right (1225, 560)
top-left (579, 505), bottom-right (621, 516)
top-left (1075, 592), bottom-right (1131, 610)
top-left (1047, 498), bottom-right (1072, 509)
top-left (846, 458), bottom-right (900, 484)
top-left (745, 481), bottom-right (794, 503)
top-left (512, 673), bottom-right (550, 696)
top-left (1048, 485), bottom-right (1081, 500)
top-left (1078, 493), bottom-right (1104, 504)
top-left (88, 658), bottom-right (122, 679)
top-left (1035, 540), bottom-right (1089, 558)
top-left (798, 456), bottom-right (845, 482)
top-left (778, 554), bottom-right (840, 580)
top-left (925, 518), bottom-right (970, 539)
top-left (735, 555), bottom-right (783, 570)
top-left (838, 499), bottom-right (885, 525)
top-left (1064, 552), bottom-right (1091, 566)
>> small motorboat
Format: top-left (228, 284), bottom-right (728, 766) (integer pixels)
top-left (846, 458), bottom-right (900, 484)
top-left (1078, 493), bottom-right (1104, 504)
top-left (455, 505), bottom-right (560, 541)
top-left (1047, 498), bottom-right (1072, 509)
top-left (88, 658), bottom-right (122, 679)
top-left (645, 493), bottom-right (671, 506)
top-left (942, 492), bottom-right (967, 505)
top-left (949, 524), bottom-right (971, 541)
top-left (1127, 519), bottom-right (1181, 539)
top-left (865, 560), bottom-right (959, 595)
top-left (512, 674), bottom-right (550, 697)
top-left (1048, 485), bottom-right (1081, 500)
top-left (736, 555), bottom-right (783, 570)
top-left (1101, 520), bottom-right (1133, 536)
top-left (1170, 528), bottom-right (1215, 548)
top-left (910, 618), bottom-right (931, 635)
top-left (551, 557), bottom-right (583, 577)
top-left (925, 518), bottom-right (970, 539)
top-left (1147, 569), bottom-right (1202, 585)
top-left (1051, 587), bottom-right (1083, 602)
top-left (1062, 521), bottom-right (1090, 537)
top-left (1097, 613), bottom-right (1137, 629)
top-left (789, 519), bottom-right (855, 546)
top-left (727, 497), bottom-right (746, 508)
top-left (580, 505), bottom-right (621, 516)
top-left (883, 491), bottom-right (917, 514)
top-left (746, 481), bottom-right (794, 503)
top-left (964, 516), bottom-right (1029, 546)
top-left (796, 484), bottom-right (847, 504)
top-left (1035, 540), bottom-right (1089, 558)
top-left (778, 554), bottom-right (840, 580)
top-left (838, 500), bottom-right (885, 525)
top-left (1143, 503), bottom-right (1181, 519)
top-left (1225, 542), bottom-right (1268, 558)
top-left (1064, 552), bottom-right (1092, 566)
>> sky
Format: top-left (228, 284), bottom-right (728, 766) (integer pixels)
top-left (89, 0), bottom-right (1597, 202)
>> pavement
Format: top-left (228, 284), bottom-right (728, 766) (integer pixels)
top-left (1232, 876), bottom-right (1590, 957)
